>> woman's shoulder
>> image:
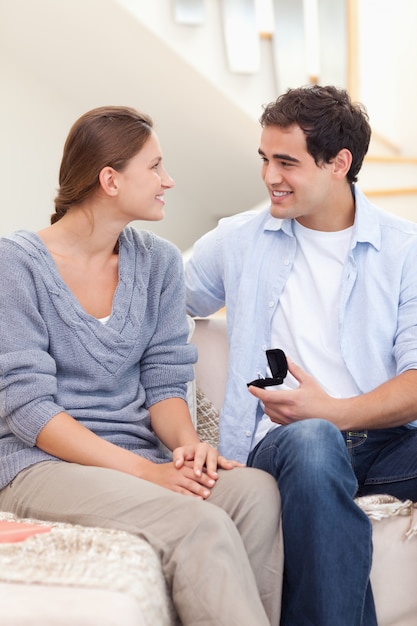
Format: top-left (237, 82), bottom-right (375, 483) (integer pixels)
top-left (121, 226), bottom-right (181, 259)
top-left (0, 230), bottom-right (44, 262)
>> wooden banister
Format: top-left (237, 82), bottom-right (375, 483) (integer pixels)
top-left (365, 155), bottom-right (417, 164)
top-left (364, 187), bottom-right (417, 197)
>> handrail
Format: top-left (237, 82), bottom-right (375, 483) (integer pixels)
top-left (346, 0), bottom-right (359, 100)
top-left (364, 187), bottom-right (417, 197)
top-left (365, 155), bottom-right (417, 164)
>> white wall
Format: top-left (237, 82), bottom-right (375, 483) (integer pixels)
top-left (358, 0), bottom-right (417, 155)
top-left (0, 0), bottom-right (268, 250)
top-left (356, 0), bottom-right (417, 222)
top-left (118, 0), bottom-right (279, 120)
top-left (1, 0), bottom-right (416, 249)
top-left (0, 55), bottom-right (75, 235)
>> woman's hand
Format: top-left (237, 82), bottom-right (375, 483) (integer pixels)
top-left (149, 398), bottom-right (244, 497)
top-left (173, 442), bottom-right (244, 481)
top-left (138, 442), bottom-right (244, 499)
top-left (139, 458), bottom-right (215, 499)
top-left (144, 443), bottom-right (244, 499)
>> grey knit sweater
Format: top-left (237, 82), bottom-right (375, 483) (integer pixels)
top-left (0, 228), bottom-right (197, 490)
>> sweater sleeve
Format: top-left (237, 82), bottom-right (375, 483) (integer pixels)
top-left (139, 237), bottom-right (197, 408)
top-left (0, 241), bottom-right (65, 445)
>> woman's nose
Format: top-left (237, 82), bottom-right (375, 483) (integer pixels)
top-left (162, 169), bottom-right (175, 189)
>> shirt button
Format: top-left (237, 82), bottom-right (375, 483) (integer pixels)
top-left (262, 344), bottom-right (267, 351)
top-left (284, 259), bottom-right (290, 265)
top-left (245, 430), bottom-right (252, 437)
top-left (268, 301), bottom-right (274, 307)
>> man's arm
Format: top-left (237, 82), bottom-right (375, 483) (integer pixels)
top-left (185, 231), bottom-right (226, 317)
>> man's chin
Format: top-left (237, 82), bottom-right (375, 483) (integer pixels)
top-left (269, 205), bottom-right (293, 220)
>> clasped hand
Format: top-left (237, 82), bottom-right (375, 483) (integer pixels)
top-left (148, 442), bottom-right (243, 499)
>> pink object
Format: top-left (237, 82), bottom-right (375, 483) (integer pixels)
top-left (0, 520), bottom-right (51, 543)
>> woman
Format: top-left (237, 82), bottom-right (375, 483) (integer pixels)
top-left (0, 106), bottom-right (282, 625)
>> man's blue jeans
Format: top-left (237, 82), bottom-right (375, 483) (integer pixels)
top-left (247, 419), bottom-right (417, 626)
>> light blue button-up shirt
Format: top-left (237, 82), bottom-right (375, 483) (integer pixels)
top-left (185, 187), bottom-right (417, 463)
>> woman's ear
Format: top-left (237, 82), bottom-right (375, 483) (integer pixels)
top-left (98, 166), bottom-right (119, 197)
top-left (332, 148), bottom-right (352, 179)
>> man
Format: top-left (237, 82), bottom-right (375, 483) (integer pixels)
top-left (185, 85), bottom-right (417, 625)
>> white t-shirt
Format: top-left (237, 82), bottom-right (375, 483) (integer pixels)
top-left (254, 219), bottom-right (361, 444)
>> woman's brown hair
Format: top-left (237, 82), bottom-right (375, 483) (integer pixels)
top-left (52, 106), bottom-right (153, 224)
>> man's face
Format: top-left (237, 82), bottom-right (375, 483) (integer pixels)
top-left (258, 124), bottom-right (343, 230)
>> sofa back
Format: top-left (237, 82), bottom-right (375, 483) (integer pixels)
top-left (192, 316), bottom-right (228, 413)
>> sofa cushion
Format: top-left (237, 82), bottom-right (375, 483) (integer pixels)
top-left (196, 387), bottom-right (219, 448)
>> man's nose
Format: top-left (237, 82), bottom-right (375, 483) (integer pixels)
top-left (264, 164), bottom-right (283, 186)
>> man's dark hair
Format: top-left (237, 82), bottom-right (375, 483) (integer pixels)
top-left (260, 85), bottom-right (371, 183)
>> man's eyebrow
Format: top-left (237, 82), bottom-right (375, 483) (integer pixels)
top-left (258, 148), bottom-right (300, 164)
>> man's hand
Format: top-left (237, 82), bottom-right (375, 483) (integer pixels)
top-left (248, 358), bottom-right (336, 426)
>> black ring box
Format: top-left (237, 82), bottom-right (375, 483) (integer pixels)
top-left (247, 349), bottom-right (288, 388)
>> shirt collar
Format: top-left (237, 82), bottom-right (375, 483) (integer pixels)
top-left (351, 186), bottom-right (381, 251)
top-left (262, 186), bottom-right (381, 250)
top-left (263, 213), bottom-right (293, 236)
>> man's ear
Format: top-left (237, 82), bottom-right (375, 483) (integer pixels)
top-left (98, 166), bottom-right (119, 197)
top-left (332, 148), bottom-right (352, 179)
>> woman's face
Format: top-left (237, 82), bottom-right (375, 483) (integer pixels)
top-left (114, 131), bottom-right (174, 222)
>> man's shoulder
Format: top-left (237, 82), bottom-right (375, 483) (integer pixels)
top-left (379, 210), bottom-right (417, 235)
top-left (216, 205), bottom-right (273, 236)
top-left (356, 188), bottom-right (417, 236)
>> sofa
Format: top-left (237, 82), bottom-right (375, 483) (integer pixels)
top-left (0, 315), bottom-right (416, 625)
